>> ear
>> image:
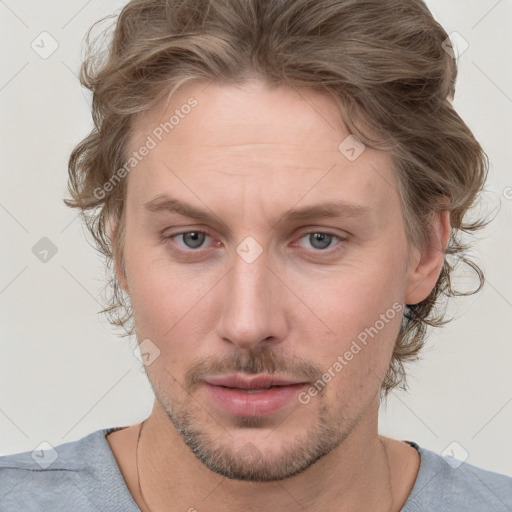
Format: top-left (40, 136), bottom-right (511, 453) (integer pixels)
top-left (404, 209), bottom-right (451, 305)
top-left (107, 215), bottom-right (129, 294)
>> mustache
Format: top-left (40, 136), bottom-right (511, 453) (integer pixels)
top-left (184, 344), bottom-right (323, 391)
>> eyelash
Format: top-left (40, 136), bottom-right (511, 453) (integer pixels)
top-left (162, 230), bottom-right (347, 255)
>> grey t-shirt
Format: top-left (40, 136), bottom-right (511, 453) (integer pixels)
top-left (1, 427), bottom-right (511, 511)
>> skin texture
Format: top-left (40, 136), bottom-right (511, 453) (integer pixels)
top-left (106, 79), bottom-right (450, 511)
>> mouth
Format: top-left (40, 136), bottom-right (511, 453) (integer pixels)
top-left (201, 373), bottom-right (309, 416)
top-left (204, 373), bottom-right (306, 389)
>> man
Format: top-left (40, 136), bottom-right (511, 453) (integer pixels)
top-left (1, 0), bottom-right (511, 510)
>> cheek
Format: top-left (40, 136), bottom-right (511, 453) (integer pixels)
top-left (123, 232), bottom-right (207, 337)
top-left (293, 242), bottom-right (407, 384)
top-left (300, 294), bottom-right (403, 409)
top-left (128, 268), bottom-right (214, 339)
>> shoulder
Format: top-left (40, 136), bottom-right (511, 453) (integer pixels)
top-left (0, 427), bottom-right (139, 512)
top-left (403, 443), bottom-right (512, 512)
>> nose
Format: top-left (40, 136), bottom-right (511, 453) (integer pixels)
top-left (216, 246), bottom-right (288, 349)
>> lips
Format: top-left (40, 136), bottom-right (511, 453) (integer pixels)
top-left (203, 373), bottom-right (306, 390)
top-left (202, 373), bottom-right (309, 416)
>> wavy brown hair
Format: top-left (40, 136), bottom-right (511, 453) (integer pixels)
top-left (65, 0), bottom-right (490, 395)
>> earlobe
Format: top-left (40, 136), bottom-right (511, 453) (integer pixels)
top-left (404, 209), bottom-right (451, 305)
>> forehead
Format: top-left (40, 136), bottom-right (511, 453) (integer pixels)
top-left (132, 79), bottom-right (348, 150)
top-left (126, 80), bottom-right (399, 223)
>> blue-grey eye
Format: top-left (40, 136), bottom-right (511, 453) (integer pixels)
top-left (308, 233), bottom-right (333, 250)
top-left (180, 232), bottom-right (206, 249)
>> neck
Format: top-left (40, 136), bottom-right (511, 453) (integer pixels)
top-left (135, 400), bottom-right (402, 512)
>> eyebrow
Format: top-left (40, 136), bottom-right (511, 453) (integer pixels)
top-left (143, 194), bottom-right (371, 228)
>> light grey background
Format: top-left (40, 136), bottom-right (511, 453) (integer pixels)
top-left (1, 0), bottom-right (511, 477)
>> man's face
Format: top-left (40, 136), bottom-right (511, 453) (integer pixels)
top-left (119, 79), bottom-right (415, 481)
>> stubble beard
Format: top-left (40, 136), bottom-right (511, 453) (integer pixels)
top-left (155, 386), bottom-right (352, 482)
